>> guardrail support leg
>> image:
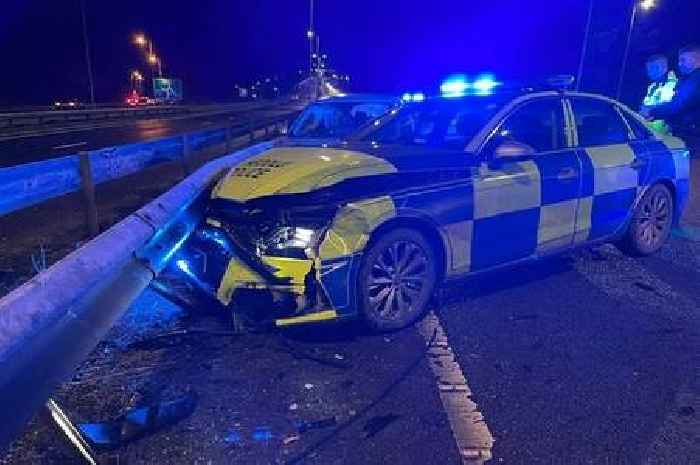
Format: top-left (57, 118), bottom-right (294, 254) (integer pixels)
top-left (78, 151), bottom-right (99, 238)
top-left (225, 126), bottom-right (232, 153)
top-left (182, 134), bottom-right (192, 176)
top-left (249, 122), bottom-right (256, 143)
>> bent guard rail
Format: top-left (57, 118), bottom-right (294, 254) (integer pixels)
top-left (0, 141), bottom-right (274, 453)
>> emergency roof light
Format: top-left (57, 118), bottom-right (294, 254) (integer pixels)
top-left (441, 74), bottom-right (501, 98)
top-left (402, 92), bottom-right (426, 102)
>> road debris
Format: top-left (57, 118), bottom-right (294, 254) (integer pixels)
top-left (283, 433), bottom-right (301, 446)
top-left (78, 392), bottom-right (197, 450)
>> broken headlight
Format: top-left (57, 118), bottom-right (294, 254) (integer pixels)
top-left (257, 226), bottom-right (323, 259)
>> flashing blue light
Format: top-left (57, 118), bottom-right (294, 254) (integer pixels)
top-left (440, 75), bottom-right (470, 98)
top-left (441, 74), bottom-right (501, 97)
top-left (472, 75), bottom-right (501, 95)
top-left (402, 92), bottom-right (426, 102)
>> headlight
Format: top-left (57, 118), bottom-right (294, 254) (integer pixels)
top-left (258, 227), bottom-right (322, 259)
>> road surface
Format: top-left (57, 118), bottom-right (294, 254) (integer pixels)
top-left (0, 101), bottom-right (303, 167)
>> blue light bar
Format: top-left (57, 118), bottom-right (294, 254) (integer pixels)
top-left (402, 92), bottom-right (426, 102)
top-left (441, 74), bottom-right (501, 97)
top-left (440, 75), bottom-right (470, 98)
top-left (472, 75), bottom-right (501, 95)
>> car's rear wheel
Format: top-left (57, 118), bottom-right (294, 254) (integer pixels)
top-left (618, 183), bottom-right (674, 256)
top-left (358, 228), bottom-right (437, 331)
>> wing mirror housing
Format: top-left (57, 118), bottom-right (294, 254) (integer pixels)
top-left (486, 138), bottom-right (536, 169)
top-left (494, 139), bottom-right (536, 159)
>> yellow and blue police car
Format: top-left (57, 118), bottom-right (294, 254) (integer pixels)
top-left (181, 77), bottom-right (690, 331)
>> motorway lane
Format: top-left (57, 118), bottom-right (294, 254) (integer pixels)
top-left (437, 239), bottom-right (700, 465)
top-left (0, 102), bottom-right (303, 167)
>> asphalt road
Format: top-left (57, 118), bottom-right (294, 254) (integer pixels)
top-left (0, 101), bottom-right (303, 167)
top-left (4, 231), bottom-right (698, 465)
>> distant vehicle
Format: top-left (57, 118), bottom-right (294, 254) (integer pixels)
top-left (52, 100), bottom-right (82, 110)
top-left (286, 94), bottom-right (400, 141)
top-left (162, 78), bottom-right (689, 332)
top-left (126, 94), bottom-right (155, 107)
top-left (153, 78), bottom-right (183, 104)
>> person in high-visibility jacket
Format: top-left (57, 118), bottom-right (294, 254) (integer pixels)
top-left (641, 54), bottom-right (678, 134)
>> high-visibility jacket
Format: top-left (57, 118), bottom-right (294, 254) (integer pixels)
top-left (643, 71), bottom-right (678, 107)
top-left (643, 71), bottom-right (678, 134)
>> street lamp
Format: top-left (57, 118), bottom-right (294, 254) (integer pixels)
top-left (616, 0), bottom-right (658, 99)
top-left (148, 53), bottom-right (162, 77)
top-left (133, 33), bottom-right (147, 47)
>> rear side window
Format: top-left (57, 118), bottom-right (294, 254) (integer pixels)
top-left (620, 110), bottom-right (655, 140)
top-left (571, 98), bottom-right (631, 146)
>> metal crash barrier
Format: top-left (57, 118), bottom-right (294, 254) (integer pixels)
top-left (0, 141), bottom-right (273, 452)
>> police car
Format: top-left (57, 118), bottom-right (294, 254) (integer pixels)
top-left (183, 77), bottom-right (690, 331)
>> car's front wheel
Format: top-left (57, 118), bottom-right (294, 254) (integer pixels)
top-left (358, 228), bottom-right (437, 331)
top-left (619, 183), bottom-right (674, 256)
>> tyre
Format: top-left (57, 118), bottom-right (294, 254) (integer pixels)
top-left (358, 228), bottom-right (437, 331)
top-left (618, 183), bottom-right (674, 256)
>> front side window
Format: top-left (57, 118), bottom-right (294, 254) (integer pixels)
top-left (571, 98), bottom-right (631, 146)
top-left (289, 101), bottom-right (392, 138)
top-left (495, 98), bottom-right (567, 152)
top-left (360, 98), bottom-right (508, 150)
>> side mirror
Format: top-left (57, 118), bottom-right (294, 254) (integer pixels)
top-left (494, 139), bottom-right (536, 159)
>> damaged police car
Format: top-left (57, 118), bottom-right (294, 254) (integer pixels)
top-left (170, 87), bottom-right (690, 331)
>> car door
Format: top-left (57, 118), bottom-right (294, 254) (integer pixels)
top-left (471, 97), bottom-right (580, 271)
top-left (569, 97), bottom-right (648, 243)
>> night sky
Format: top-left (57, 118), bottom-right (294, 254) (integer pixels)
top-left (1, 0), bottom-right (699, 106)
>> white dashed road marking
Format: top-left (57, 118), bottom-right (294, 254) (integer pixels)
top-left (417, 311), bottom-right (494, 464)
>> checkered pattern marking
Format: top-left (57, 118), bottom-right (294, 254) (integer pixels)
top-left (389, 140), bottom-right (686, 276)
top-left (575, 143), bottom-right (649, 242)
top-left (474, 160), bottom-right (541, 219)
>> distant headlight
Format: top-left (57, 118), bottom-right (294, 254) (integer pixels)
top-left (258, 226), bottom-right (322, 259)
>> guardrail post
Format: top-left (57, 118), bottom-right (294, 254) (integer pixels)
top-left (182, 134), bottom-right (192, 176)
top-left (78, 151), bottom-right (99, 238)
top-left (249, 121), bottom-right (256, 143)
top-left (225, 124), bottom-right (232, 153)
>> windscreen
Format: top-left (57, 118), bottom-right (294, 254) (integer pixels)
top-left (289, 101), bottom-right (394, 138)
top-left (357, 97), bottom-right (510, 150)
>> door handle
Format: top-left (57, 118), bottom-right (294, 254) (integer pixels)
top-left (556, 167), bottom-right (578, 181)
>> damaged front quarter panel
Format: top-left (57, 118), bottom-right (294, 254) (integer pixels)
top-left (208, 193), bottom-right (397, 326)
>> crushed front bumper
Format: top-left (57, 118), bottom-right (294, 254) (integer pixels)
top-left (215, 242), bottom-right (361, 328)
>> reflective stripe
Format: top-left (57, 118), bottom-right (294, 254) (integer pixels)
top-left (275, 310), bottom-right (339, 327)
